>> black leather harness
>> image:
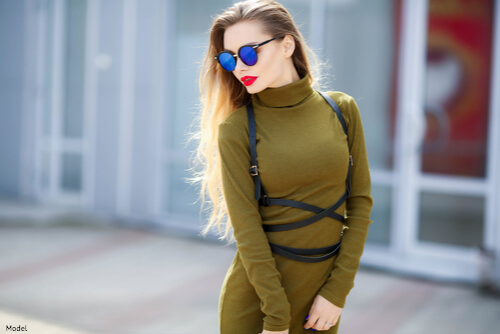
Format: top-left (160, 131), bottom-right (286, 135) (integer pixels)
top-left (246, 91), bottom-right (352, 263)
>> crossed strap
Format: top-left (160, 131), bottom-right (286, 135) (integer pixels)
top-left (246, 91), bottom-right (352, 263)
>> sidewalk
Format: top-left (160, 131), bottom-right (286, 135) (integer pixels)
top-left (0, 224), bottom-right (499, 334)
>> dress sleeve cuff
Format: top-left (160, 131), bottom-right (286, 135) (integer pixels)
top-left (317, 289), bottom-right (347, 309)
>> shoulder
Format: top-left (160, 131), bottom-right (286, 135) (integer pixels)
top-left (324, 91), bottom-right (358, 112)
top-left (324, 91), bottom-right (361, 126)
top-left (218, 105), bottom-right (248, 141)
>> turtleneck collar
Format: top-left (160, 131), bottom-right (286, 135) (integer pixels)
top-left (252, 75), bottom-right (314, 108)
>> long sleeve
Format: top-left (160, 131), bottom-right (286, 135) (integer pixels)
top-left (218, 120), bottom-right (291, 331)
top-left (318, 93), bottom-right (373, 308)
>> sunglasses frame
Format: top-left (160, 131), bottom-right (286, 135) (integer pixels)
top-left (214, 36), bottom-right (280, 71)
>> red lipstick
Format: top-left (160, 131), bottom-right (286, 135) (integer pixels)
top-left (241, 76), bottom-right (258, 87)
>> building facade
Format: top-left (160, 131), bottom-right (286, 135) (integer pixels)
top-left (1, 0), bottom-right (499, 286)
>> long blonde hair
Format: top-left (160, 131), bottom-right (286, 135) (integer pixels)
top-left (192, 0), bottom-right (319, 240)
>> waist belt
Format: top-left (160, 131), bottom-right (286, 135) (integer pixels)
top-left (246, 91), bottom-right (352, 263)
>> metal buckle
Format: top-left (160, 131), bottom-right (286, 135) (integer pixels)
top-left (349, 155), bottom-right (354, 166)
top-left (260, 194), bottom-right (270, 206)
top-left (249, 165), bottom-right (259, 176)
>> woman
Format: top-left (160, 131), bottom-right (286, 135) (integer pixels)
top-left (193, 0), bottom-right (373, 333)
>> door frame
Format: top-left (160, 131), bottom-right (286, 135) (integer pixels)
top-left (363, 0), bottom-right (500, 284)
top-left (30, 0), bottom-right (91, 206)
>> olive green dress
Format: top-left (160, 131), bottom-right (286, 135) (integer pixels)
top-left (218, 75), bottom-right (373, 333)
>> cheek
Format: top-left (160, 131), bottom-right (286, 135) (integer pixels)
top-left (258, 52), bottom-right (283, 76)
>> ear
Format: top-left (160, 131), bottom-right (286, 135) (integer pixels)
top-left (282, 35), bottom-right (296, 58)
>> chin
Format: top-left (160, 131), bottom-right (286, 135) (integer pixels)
top-left (244, 83), bottom-right (266, 94)
top-left (245, 87), bottom-right (262, 94)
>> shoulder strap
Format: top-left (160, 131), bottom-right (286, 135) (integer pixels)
top-left (247, 102), bottom-right (257, 172)
top-left (318, 91), bottom-right (353, 196)
top-left (317, 91), bottom-right (348, 137)
top-left (246, 103), bottom-right (268, 202)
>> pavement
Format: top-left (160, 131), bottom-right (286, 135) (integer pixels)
top-left (0, 223), bottom-right (500, 334)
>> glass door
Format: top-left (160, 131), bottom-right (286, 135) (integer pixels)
top-left (418, 0), bottom-right (494, 248)
top-left (400, 0), bottom-right (497, 281)
top-left (34, 0), bottom-right (88, 205)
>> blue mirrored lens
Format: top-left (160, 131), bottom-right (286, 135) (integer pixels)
top-left (218, 52), bottom-right (236, 71)
top-left (239, 46), bottom-right (257, 66)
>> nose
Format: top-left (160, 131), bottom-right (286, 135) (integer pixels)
top-left (234, 57), bottom-right (248, 72)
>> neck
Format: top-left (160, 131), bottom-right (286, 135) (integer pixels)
top-left (269, 60), bottom-right (301, 88)
top-left (253, 74), bottom-right (313, 108)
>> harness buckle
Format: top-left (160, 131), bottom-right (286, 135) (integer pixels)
top-left (250, 165), bottom-right (259, 176)
top-left (259, 194), bottom-right (270, 206)
top-left (341, 225), bottom-right (349, 237)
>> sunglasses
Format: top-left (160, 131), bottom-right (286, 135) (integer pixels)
top-left (214, 37), bottom-right (280, 72)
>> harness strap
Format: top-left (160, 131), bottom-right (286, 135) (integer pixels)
top-left (346, 158), bottom-right (352, 197)
top-left (318, 91), bottom-right (352, 197)
top-left (269, 240), bottom-right (341, 263)
top-left (245, 91), bottom-right (352, 263)
top-left (267, 198), bottom-right (345, 223)
top-left (247, 103), bottom-right (265, 201)
top-left (263, 191), bottom-right (348, 232)
top-left (318, 91), bottom-right (348, 138)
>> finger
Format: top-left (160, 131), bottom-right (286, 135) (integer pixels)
top-left (303, 314), bottom-right (319, 329)
top-left (316, 320), bottom-right (327, 331)
top-left (309, 318), bottom-right (332, 331)
top-left (312, 319), bottom-right (328, 331)
top-left (322, 319), bottom-right (337, 330)
top-left (322, 320), bottom-right (334, 331)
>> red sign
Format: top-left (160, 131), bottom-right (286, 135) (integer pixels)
top-left (422, 0), bottom-right (494, 177)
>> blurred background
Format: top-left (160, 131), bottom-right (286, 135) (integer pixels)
top-left (1, 0), bottom-right (500, 333)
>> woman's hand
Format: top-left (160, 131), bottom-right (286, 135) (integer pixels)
top-left (303, 294), bottom-right (342, 331)
top-left (260, 330), bottom-right (289, 334)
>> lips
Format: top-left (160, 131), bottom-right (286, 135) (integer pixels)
top-left (241, 76), bottom-right (258, 87)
